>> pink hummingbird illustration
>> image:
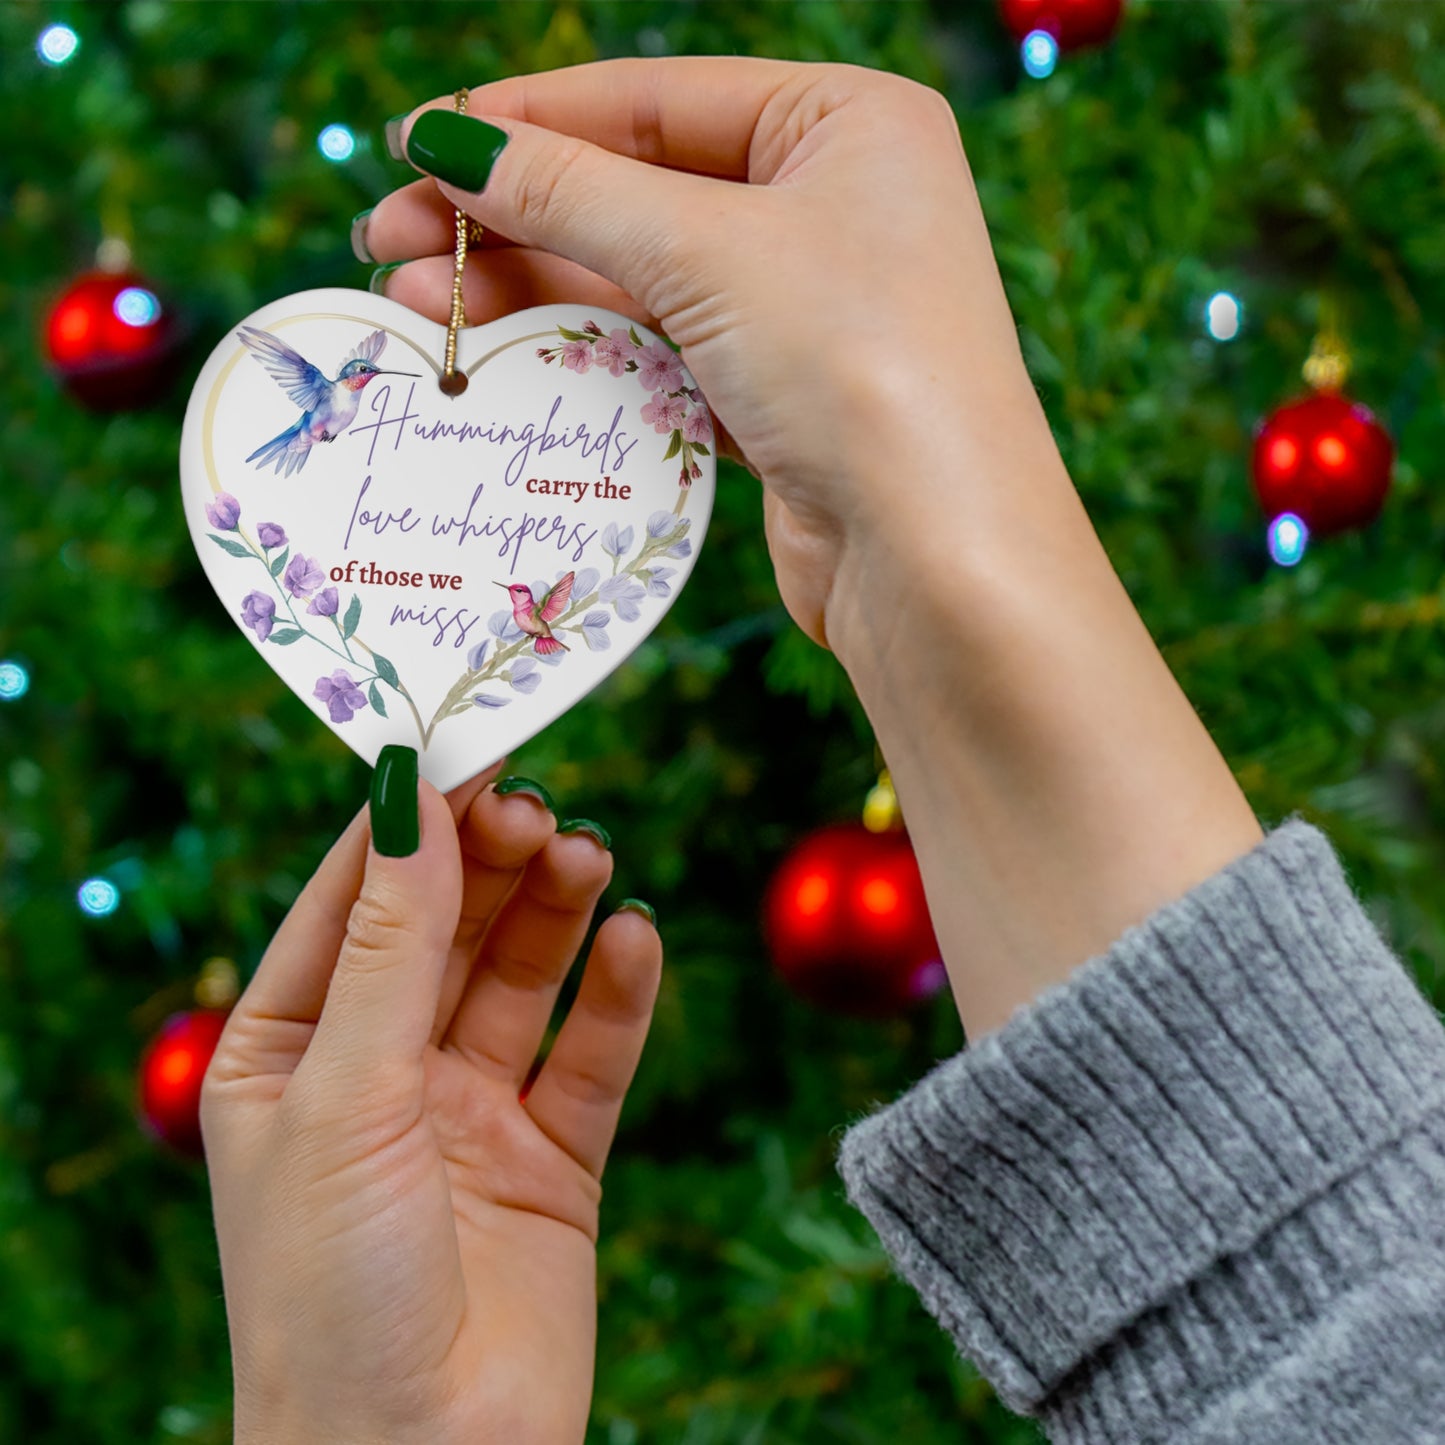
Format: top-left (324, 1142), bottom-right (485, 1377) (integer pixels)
top-left (496, 572), bottom-right (575, 656)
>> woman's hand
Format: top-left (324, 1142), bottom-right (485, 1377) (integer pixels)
top-left (360, 56), bottom-right (1050, 653)
top-left (361, 59), bottom-right (1262, 1041)
top-left (201, 763), bottom-right (661, 1445)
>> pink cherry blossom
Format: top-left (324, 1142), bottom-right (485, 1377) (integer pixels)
top-left (593, 328), bottom-right (636, 378)
top-left (636, 339), bottom-right (684, 392)
top-left (682, 405), bottom-right (712, 445)
top-left (561, 339), bottom-right (593, 373)
top-left (640, 391), bottom-right (687, 434)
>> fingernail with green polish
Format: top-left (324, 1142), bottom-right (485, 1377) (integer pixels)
top-left (350, 208), bottom-right (375, 264)
top-left (494, 775), bottom-right (555, 812)
top-left (370, 745), bottom-right (419, 857)
top-left (559, 818), bottom-right (612, 850)
top-left (617, 898), bottom-right (657, 926)
top-left (384, 113), bottom-right (409, 162)
top-left (369, 261), bottom-right (404, 296)
top-left (405, 110), bottom-right (509, 192)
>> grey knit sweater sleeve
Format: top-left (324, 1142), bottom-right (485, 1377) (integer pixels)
top-left (835, 818), bottom-right (1445, 1443)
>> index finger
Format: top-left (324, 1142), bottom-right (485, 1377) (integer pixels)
top-left (409, 55), bottom-right (812, 183)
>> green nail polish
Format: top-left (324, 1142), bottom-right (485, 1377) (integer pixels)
top-left (370, 745), bottom-right (419, 857)
top-left (558, 818), bottom-right (612, 850)
top-left (384, 113), bottom-right (409, 162)
top-left (617, 898), bottom-right (656, 926)
top-left (350, 208), bottom-right (375, 264)
top-left (369, 261), bottom-right (404, 296)
top-left (405, 110), bottom-right (509, 192)
top-left (494, 775), bottom-right (555, 812)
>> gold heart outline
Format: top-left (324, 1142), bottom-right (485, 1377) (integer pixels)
top-left (197, 311), bottom-right (694, 751)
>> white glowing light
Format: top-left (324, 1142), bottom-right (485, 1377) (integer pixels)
top-left (1022, 30), bottom-right (1059, 79)
top-left (37, 24), bottom-right (79, 66)
top-left (114, 287), bottom-right (161, 328)
top-left (318, 124), bottom-right (356, 162)
top-left (0, 661), bottom-right (29, 700)
top-left (78, 877), bottom-right (121, 917)
top-left (1206, 291), bottom-right (1243, 342)
top-left (1267, 512), bottom-right (1309, 567)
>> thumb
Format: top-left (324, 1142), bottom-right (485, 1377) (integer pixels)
top-left (396, 106), bottom-right (745, 319)
top-left (304, 746), bottom-right (462, 1087)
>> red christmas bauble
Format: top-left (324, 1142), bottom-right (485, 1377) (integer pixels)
top-left (45, 270), bottom-right (180, 410)
top-left (763, 823), bottom-right (945, 1017)
top-left (1251, 391), bottom-right (1394, 537)
top-left (137, 1009), bottom-right (230, 1157)
top-left (998, 0), bottom-right (1124, 49)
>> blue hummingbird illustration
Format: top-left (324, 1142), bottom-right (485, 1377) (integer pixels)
top-left (237, 326), bottom-right (418, 477)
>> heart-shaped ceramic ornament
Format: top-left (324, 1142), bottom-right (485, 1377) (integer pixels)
top-left (180, 289), bottom-right (715, 790)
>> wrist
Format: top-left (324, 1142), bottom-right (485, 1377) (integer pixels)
top-left (823, 415), bottom-right (1262, 1039)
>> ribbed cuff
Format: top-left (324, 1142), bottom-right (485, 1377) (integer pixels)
top-left (836, 818), bottom-right (1445, 1436)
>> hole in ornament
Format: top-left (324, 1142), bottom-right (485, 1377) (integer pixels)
top-left (438, 369), bottom-right (468, 397)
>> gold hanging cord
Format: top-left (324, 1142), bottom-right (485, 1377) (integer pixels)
top-left (439, 88), bottom-right (479, 396)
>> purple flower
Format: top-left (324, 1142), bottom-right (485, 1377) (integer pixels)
top-left (601, 522), bottom-right (635, 558)
top-left (636, 339), bottom-right (684, 393)
top-left (640, 391), bottom-right (687, 435)
top-left (240, 590), bottom-right (275, 643)
top-left (573, 566), bottom-right (600, 598)
top-left (472, 693), bottom-right (510, 709)
top-left (641, 565), bottom-right (676, 598)
top-left (593, 329), bottom-right (637, 378)
top-left (581, 610), bottom-right (611, 651)
top-left (306, 586), bottom-right (339, 617)
top-left (488, 608), bottom-right (522, 641)
top-left (599, 574), bottom-right (646, 622)
top-left (205, 493), bottom-right (241, 531)
top-left (665, 537), bottom-right (693, 559)
top-left (257, 521), bottom-right (287, 549)
top-left (682, 406), bottom-right (712, 445)
top-left (313, 670), bottom-right (368, 724)
top-left (467, 639), bottom-right (490, 671)
top-left (283, 553), bottom-right (325, 598)
top-left (561, 339), bottom-right (593, 373)
top-left (509, 657), bottom-right (542, 694)
top-left (648, 511), bottom-right (689, 540)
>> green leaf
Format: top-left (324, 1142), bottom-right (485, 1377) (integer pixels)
top-left (368, 681), bottom-right (387, 718)
top-left (691, 442), bottom-right (711, 456)
top-left (209, 534), bottom-right (252, 559)
top-left (662, 430), bottom-right (682, 461)
top-left (342, 594), bottom-right (361, 640)
top-left (268, 546), bottom-right (289, 578)
top-left (268, 628), bottom-right (304, 645)
top-left (556, 326), bottom-right (587, 342)
top-left (372, 653), bottom-right (400, 688)
top-left (628, 326), bottom-right (643, 348)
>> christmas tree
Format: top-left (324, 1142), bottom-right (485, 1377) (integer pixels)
top-left (3, 3), bottom-right (1444, 1441)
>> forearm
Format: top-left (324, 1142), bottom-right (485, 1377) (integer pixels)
top-left (825, 384), bottom-right (1262, 1040)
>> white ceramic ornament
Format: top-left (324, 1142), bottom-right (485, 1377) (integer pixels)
top-left (180, 289), bottom-right (715, 790)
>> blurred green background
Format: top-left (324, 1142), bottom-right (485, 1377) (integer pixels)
top-left (3, 1), bottom-right (1445, 1441)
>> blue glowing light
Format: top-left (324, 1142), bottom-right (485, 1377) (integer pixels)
top-left (1267, 512), bottom-right (1309, 567)
top-left (114, 287), bottom-right (161, 328)
top-left (0, 661), bottom-right (29, 700)
top-left (77, 877), bottom-right (121, 918)
top-left (37, 24), bottom-right (79, 66)
top-left (318, 124), bottom-right (356, 162)
top-left (1206, 291), bottom-right (1242, 342)
top-left (1022, 30), bottom-right (1059, 79)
